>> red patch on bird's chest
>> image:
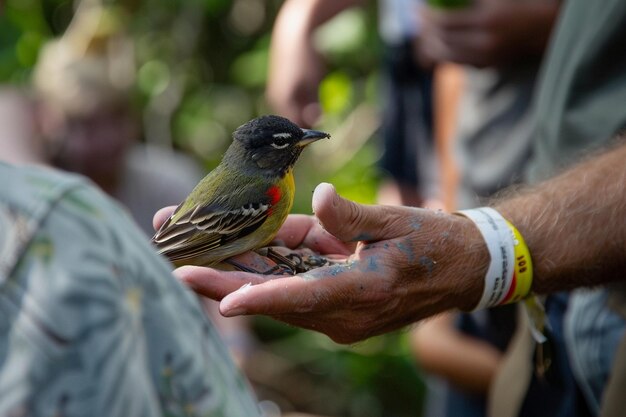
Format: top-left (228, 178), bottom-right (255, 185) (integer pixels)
top-left (266, 185), bottom-right (282, 206)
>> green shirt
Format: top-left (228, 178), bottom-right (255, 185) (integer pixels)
top-left (0, 162), bottom-right (260, 416)
top-left (528, 0), bottom-right (626, 182)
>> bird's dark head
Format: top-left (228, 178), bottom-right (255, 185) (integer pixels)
top-left (226, 115), bottom-right (330, 178)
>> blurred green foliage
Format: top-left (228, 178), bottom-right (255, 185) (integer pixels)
top-left (0, 1), bottom-right (425, 415)
top-left (252, 318), bottom-right (425, 416)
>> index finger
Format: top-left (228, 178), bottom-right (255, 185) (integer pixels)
top-left (153, 205), bottom-right (177, 231)
top-left (219, 264), bottom-right (356, 317)
top-left (174, 265), bottom-right (278, 300)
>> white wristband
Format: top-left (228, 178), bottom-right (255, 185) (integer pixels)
top-left (457, 207), bottom-right (515, 310)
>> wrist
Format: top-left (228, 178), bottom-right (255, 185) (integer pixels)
top-left (456, 207), bottom-right (536, 310)
top-left (494, 202), bottom-right (542, 292)
top-left (456, 214), bottom-right (489, 311)
top-left (412, 212), bottom-right (488, 312)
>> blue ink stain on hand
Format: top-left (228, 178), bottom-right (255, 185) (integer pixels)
top-left (359, 256), bottom-right (378, 272)
top-left (419, 256), bottom-right (436, 275)
top-left (328, 264), bottom-right (348, 276)
top-left (366, 256), bottom-right (378, 272)
top-left (409, 217), bottom-right (422, 231)
top-left (396, 240), bottom-right (415, 263)
top-left (351, 233), bottom-right (374, 242)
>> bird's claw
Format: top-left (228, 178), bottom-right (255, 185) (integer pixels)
top-left (225, 247), bottom-right (341, 275)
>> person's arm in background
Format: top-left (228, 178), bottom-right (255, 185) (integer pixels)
top-left (266, 0), bottom-right (362, 127)
top-left (418, 0), bottom-right (560, 68)
top-left (416, 0), bottom-right (561, 208)
top-left (411, 314), bottom-right (502, 393)
top-left (412, 65), bottom-right (500, 394)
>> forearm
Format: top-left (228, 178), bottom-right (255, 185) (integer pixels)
top-left (411, 313), bottom-right (501, 394)
top-left (275, 0), bottom-right (363, 36)
top-left (296, 0), bottom-right (364, 28)
top-left (270, 0), bottom-right (363, 62)
top-left (268, 0), bottom-right (363, 125)
top-left (495, 139), bottom-right (626, 294)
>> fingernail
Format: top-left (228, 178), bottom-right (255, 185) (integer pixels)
top-left (221, 306), bottom-right (246, 317)
top-left (221, 285), bottom-right (251, 317)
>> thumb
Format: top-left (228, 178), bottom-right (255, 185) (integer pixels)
top-left (312, 183), bottom-right (414, 242)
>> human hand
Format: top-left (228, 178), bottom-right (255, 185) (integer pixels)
top-left (418, 0), bottom-right (559, 68)
top-left (157, 183), bottom-right (488, 344)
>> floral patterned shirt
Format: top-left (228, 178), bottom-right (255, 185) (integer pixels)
top-left (0, 162), bottom-right (261, 417)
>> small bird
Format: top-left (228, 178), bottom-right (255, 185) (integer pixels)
top-left (152, 115), bottom-right (330, 269)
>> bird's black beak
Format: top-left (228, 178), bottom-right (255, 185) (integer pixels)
top-left (297, 129), bottom-right (331, 147)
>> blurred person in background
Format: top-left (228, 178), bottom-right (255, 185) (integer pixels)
top-left (267, 0), bottom-right (436, 208)
top-left (411, 1), bottom-right (569, 417)
top-left (30, 3), bottom-right (202, 236)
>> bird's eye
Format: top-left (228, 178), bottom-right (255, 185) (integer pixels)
top-left (271, 133), bottom-right (291, 149)
top-left (271, 140), bottom-right (289, 149)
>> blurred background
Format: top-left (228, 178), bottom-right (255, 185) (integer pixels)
top-left (0, 0), bottom-right (384, 208)
top-left (0, 0), bottom-right (425, 416)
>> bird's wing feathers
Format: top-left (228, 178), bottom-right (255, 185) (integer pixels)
top-left (152, 184), bottom-right (273, 262)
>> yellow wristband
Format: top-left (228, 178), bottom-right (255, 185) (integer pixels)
top-left (503, 220), bottom-right (548, 343)
top-left (499, 220), bottom-right (533, 304)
